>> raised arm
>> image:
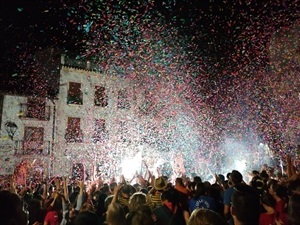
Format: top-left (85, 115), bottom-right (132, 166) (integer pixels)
top-left (75, 180), bottom-right (84, 211)
top-left (62, 177), bottom-right (69, 203)
top-left (9, 175), bottom-right (17, 194)
top-left (111, 183), bottom-right (123, 204)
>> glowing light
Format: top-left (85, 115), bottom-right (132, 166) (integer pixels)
top-left (234, 159), bottom-right (247, 173)
top-left (121, 152), bottom-right (142, 179)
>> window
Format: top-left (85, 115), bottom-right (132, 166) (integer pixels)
top-left (23, 127), bottom-right (44, 154)
top-left (95, 86), bottom-right (108, 107)
top-left (92, 119), bottom-right (108, 143)
top-left (117, 89), bottom-right (130, 109)
top-left (72, 163), bottom-right (84, 181)
top-left (65, 117), bottom-right (83, 143)
top-left (67, 82), bottom-right (83, 105)
top-left (139, 90), bottom-right (153, 115)
top-left (27, 97), bottom-right (46, 119)
top-left (118, 121), bottom-right (128, 142)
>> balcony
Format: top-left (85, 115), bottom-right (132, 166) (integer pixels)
top-left (92, 131), bottom-right (109, 143)
top-left (61, 55), bottom-right (104, 73)
top-left (19, 103), bottom-right (50, 121)
top-left (67, 96), bottom-right (83, 105)
top-left (65, 129), bottom-right (84, 143)
top-left (14, 140), bottom-right (51, 155)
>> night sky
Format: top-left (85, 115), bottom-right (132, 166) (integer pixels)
top-left (0, 0), bottom-right (299, 155)
top-left (1, 0), bottom-right (298, 93)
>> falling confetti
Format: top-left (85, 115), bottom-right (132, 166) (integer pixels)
top-left (0, 0), bottom-right (299, 180)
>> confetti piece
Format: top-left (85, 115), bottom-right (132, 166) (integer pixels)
top-left (0, 0), bottom-right (299, 181)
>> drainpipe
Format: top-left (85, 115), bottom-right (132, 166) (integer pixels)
top-left (50, 99), bottom-right (56, 178)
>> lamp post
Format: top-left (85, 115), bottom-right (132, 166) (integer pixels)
top-left (5, 121), bottom-right (18, 140)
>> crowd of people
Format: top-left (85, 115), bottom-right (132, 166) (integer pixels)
top-left (0, 154), bottom-right (299, 225)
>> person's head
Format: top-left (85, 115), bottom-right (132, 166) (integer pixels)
top-left (101, 184), bottom-right (110, 194)
top-left (231, 184), bottom-right (260, 225)
top-left (74, 211), bottom-right (100, 225)
top-left (154, 176), bottom-right (167, 191)
top-left (120, 184), bottom-right (132, 199)
top-left (260, 170), bottom-right (269, 184)
top-left (251, 170), bottom-right (260, 177)
top-left (193, 176), bottom-right (202, 183)
top-left (0, 190), bottom-right (28, 225)
top-left (194, 182), bottom-right (206, 197)
top-left (217, 174), bottom-right (225, 183)
top-left (289, 193), bottom-right (300, 225)
top-left (188, 181), bottom-right (196, 195)
top-left (267, 178), bottom-right (278, 194)
top-left (230, 170), bottom-right (243, 185)
top-left (104, 195), bottom-right (114, 210)
top-left (260, 192), bottom-right (276, 209)
top-left (250, 176), bottom-right (264, 195)
top-left (129, 192), bottom-right (147, 212)
top-left (175, 177), bottom-right (184, 186)
top-left (267, 179), bottom-right (287, 199)
top-left (127, 205), bottom-right (154, 225)
top-left (106, 203), bottom-right (126, 225)
top-left (109, 182), bottom-right (117, 193)
top-left (287, 178), bottom-right (300, 225)
top-left (188, 208), bottom-right (228, 225)
top-left (80, 202), bottom-right (94, 213)
top-left (161, 187), bottom-right (181, 213)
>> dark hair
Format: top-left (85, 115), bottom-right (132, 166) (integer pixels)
top-left (250, 176), bottom-right (264, 195)
top-left (104, 195), bottom-right (114, 211)
top-left (106, 203), bottom-right (126, 225)
top-left (127, 205), bottom-right (154, 225)
top-left (121, 184), bottom-right (134, 195)
top-left (161, 187), bottom-right (181, 213)
top-left (260, 170), bottom-right (269, 184)
top-left (289, 194), bottom-right (300, 225)
top-left (226, 173), bottom-right (231, 179)
top-left (230, 170), bottom-right (243, 185)
top-left (260, 192), bottom-right (276, 208)
top-left (175, 177), bottom-right (184, 186)
top-left (268, 179), bottom-right (288, 199)
top-left (188, 208), bottom-right (228, 225)
top-left (129, 192), bottom-right (147, 212)
top-left (101, 184), bottom-right (110, 194)
top-left (194, 182), bottom-right (206, 197)
top-left (188, 181), bottom-right (196, 196)
top-left (110, 182), bottom-right (117, 192)
top-left (0, 190), bottom-right (28, 225)
top-left (28, 198), bottom-right (44, 225)
top-left (193, 176), bottom-right (202, 183)
top-left (232, 184), bottom-right (260, 224)
top-left (74, 211), bottom-right (100, 225)
top-left (217, 174), bottom-right (225, 183)
top-left (49, 195), bottom-right (63, 223)
top-left (287, 179), bottom-right (300, 225)
top-left (267, 179), bottom-right (278, 191)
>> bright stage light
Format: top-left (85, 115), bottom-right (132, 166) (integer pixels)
top-left (121, 152), bottom-right (142, 180)
top-left (234, 159), bottom-right (247, 173)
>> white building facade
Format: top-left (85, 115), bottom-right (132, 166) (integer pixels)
top-left (0, 94), bottom-right (54, 178)
top-left (54, 55), bottom-right (144, 180)
top-left (0, 55), bottom-right (167, 181)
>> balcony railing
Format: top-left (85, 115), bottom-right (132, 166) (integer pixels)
top-left (65, 130), bottom-right (84, 143)
top-left (19, 103), bottom-right (50, 120)
top-left (62, 55), bottom-right (104, 73)
top-left (14, 140), bottom-right (51, 155)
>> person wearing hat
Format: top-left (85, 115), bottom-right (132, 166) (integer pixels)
top-left (148, 176), bottom-right (168, 210)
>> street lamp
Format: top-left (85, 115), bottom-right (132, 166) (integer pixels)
top-left (5, 121), bottom-right (18, 140)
